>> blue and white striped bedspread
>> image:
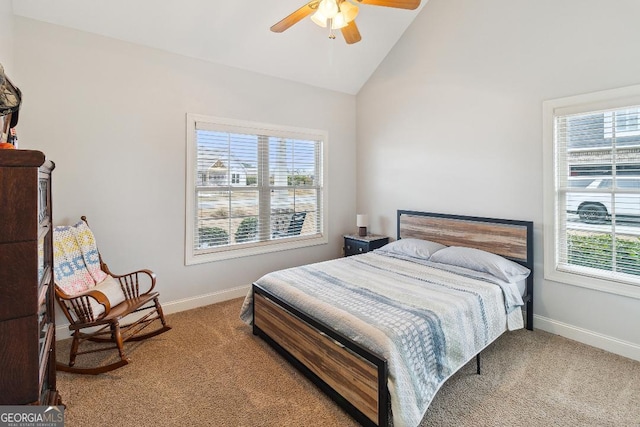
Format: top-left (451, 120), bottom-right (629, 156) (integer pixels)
top-left (240, 252), bottom-right (524, 427)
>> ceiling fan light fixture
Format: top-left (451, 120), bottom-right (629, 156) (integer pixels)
top-left (310, 10), bottom-right (329, 27)
top-left (340, 1), bottom-right (359, 23)
top-left (331, 13), bottom-right (348, 29)
top-left (311, 12), bottom-right (348, 30)
top-left (317, 0), bottom-right (339, 19)
top-left (311, 2), bottom-right (352, 30)
top-left (272, 0), bottom-right (420, 44)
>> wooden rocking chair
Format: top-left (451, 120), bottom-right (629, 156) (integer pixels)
top-left (53, 217), bottom-right (171, 375)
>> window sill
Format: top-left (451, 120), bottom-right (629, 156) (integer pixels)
top-left (544, 264), bottom-right (640, 300)
top-left (185, 234), bottom-right (328, 265)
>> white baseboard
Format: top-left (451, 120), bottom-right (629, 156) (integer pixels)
top-left (55, 284), bottom-right (250, 340)
top-left (55, 290), bottom-right (639, 363)
top-left (161, 284), bottom-right (250, 315)
top-left (534, 314), bottom-right (640, 362)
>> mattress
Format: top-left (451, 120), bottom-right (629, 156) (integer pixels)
top-left (241, 251), bottom-right (524, 427)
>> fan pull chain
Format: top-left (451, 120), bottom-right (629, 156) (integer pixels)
top-left (328, 17), bottom-right (336, 39)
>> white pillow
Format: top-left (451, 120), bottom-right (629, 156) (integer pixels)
top-left (377, 238), bottom-right (447, 260)
top-left (88, 275), bottom-right (127, 317)
top-left (429, 246), bottom-right (530, 283)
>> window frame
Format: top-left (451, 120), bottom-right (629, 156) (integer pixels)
top-left (185, 113), bottom-right (329, 265)
top-left (543, 84), bottom-right (640, 299)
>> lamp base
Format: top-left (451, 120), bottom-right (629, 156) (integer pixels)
top-left (358, 226), bottom-right (367, 237)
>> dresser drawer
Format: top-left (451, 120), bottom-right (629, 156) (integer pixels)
top-left (0, 168), bottom-right (39, 242)
top-left (0, 242), bottom-right (39, 321)
top-left (0, 315), bottom-right (40, 404)
top-left (344, 238), bottom-right (368, 256)
top-left (344, 235), bottom-right (389, 257)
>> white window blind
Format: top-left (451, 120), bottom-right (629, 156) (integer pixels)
top-left (185, 114), bottom-right (327, 264)
top-left (554, 106), bottom-right (640, 286)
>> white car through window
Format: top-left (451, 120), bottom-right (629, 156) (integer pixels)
top-left (566, 177), bottom-right (640, 223)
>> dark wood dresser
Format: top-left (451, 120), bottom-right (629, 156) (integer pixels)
top-left (0, 149), bottom-right (61, 405)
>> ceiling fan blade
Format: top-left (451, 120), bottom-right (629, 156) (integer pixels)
top-left (355, 0), bottom-right (420, 10)
top-left (341, 20), bottom-right (362, 44)
top-left (271, 1), bottom-right (320, 33)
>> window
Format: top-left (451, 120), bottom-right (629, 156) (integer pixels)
top-left (543, 85), bottom-right (640, 298)
top-left (185, 114), bottom-right (328, 264)
top-left (604, 108), bottom-right (640, 139)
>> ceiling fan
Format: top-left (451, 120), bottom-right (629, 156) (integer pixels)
top-left (271, 0), bottom-right (421, 45)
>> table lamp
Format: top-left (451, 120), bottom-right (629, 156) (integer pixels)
top-left (357, 214), bottom-right (368, 237)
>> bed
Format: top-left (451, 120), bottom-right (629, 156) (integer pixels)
top-left (240, 210), bottom-right (534, 427)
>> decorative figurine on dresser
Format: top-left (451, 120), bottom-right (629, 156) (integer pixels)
top-left (0, 148), bottom-right (61, 405)
top-left (1, 63), bottom-right (21, 148)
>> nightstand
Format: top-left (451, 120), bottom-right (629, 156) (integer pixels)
top-left (343, 234), bottom-right (389, 257)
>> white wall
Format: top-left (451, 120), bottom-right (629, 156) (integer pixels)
top-left (13, 17), bottom-right (357, 322)
top-left (0, 0), bottom-right (13, 74)
top-left (357, 0), bottom-right (640, 359)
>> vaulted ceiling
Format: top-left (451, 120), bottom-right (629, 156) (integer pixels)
top-left (11, 0), bottom-right (426, 94)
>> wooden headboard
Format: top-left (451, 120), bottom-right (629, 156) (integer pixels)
top-left (397, 210), bottom-right (534, 329)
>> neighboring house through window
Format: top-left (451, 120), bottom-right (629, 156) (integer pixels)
top-left (543, 85), bottom-right (640, 298)
top-left (185, 114), bottom-right (328, 264)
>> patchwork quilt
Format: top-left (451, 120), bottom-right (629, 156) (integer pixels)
top-left (53, 221), bottom-right (107, 295)
top-left (240, 251), bottom-right (523, 427)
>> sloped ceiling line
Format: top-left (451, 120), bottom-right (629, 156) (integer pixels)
top-left (11, 0), bottom-right (426, 94)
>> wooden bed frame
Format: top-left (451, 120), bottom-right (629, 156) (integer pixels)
top-left (252, 210), bottom-right (534, 427)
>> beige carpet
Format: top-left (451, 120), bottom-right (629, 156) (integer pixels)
top-left (56, 298), bottom-right (640, 427)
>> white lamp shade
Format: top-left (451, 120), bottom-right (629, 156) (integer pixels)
top-left (311, 9), bottom-right (349, 29)
top-left (311, 10), bottom-right (328, 27)
top-left (356, 214), bottom-right (369, 227)
top-left (340, 1), bottom-right (359, 23)
top-left (317, 0), bottom-right (339, 19)
top-left (331, 12), bottom-right (348, 29)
